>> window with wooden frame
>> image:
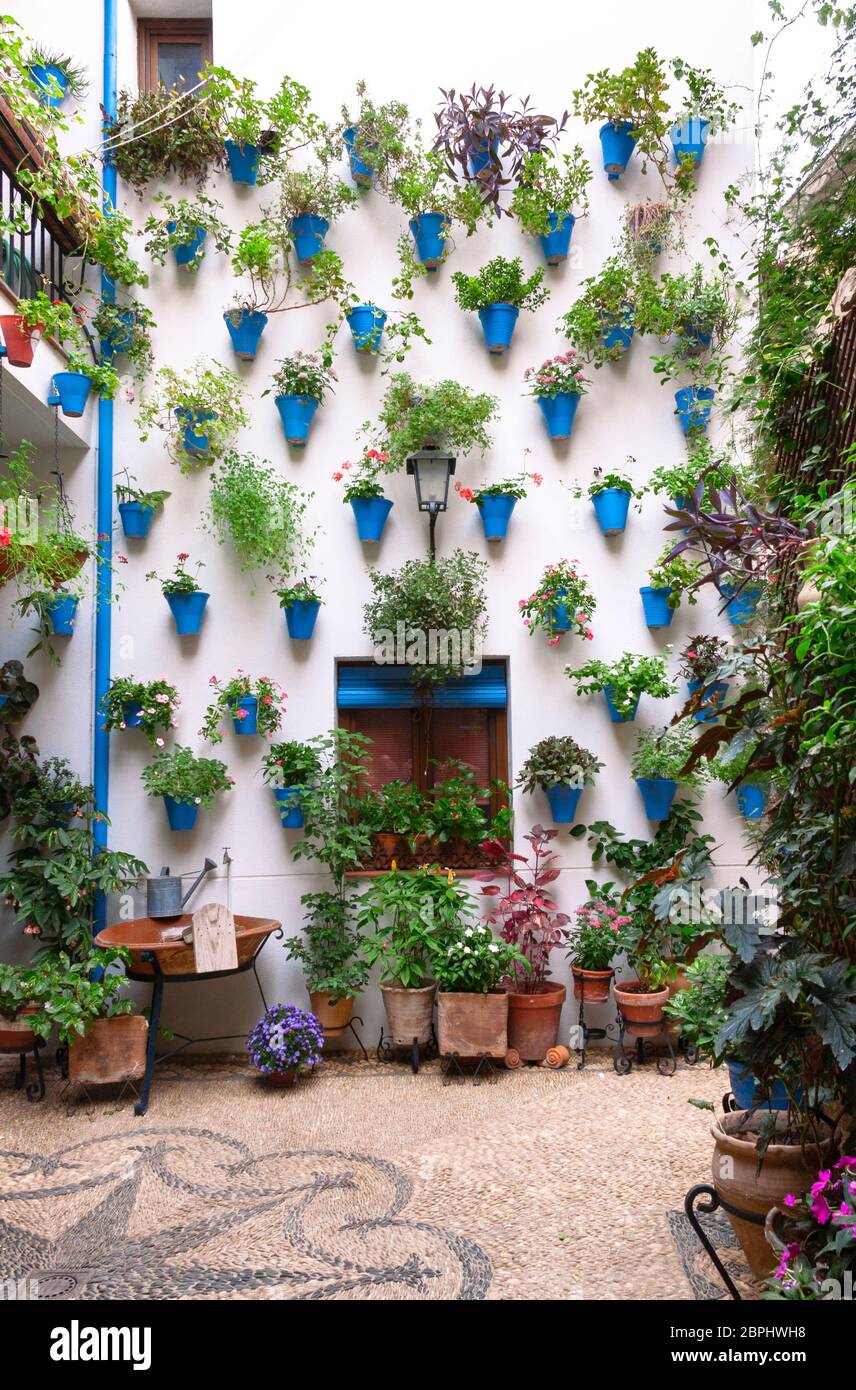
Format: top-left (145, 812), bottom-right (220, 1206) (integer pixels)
top-left (137, 18), bottom-right (212, 93)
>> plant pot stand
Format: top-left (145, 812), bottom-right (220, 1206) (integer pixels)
top-left (613, 1011), bottom-right (678, 1076)
top-left (1, 1037), bottom-right (47, 1102)
top-left (321, 1013), bottom-right (368, 1061)
top-left (682, 1182), bottom-right (758, 1301)
top-left (376, 1024), bottom-right (436, 1075)
top-left (574, 986), bottom-right (620, 1071)
top-left (441, 1051), bottom-right (498, 1086)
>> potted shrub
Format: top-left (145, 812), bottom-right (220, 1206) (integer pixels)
top-left (566, 881), bottom-right (631, 1002)
top-left (361, 780), bottom-right (432, 858)
top-left (93, 299), bottom-right (156, 382)
top-left (136, 359), bottom-right (248, 472)
top-left (339, 81), bottom-right (413, 191)
top-left (631, 720), bottom-right (704, 821)
top-left (363, 550), bottom-right (489, 690)
top-left (105, 83), bottom-right (224, 195)
top-left (558, 257), bottom-right (651, 365)
top-left (49, 355), bottom-right (119, 418)
top-left (452, 255), bottom-right (549, 354)
top-left (26, 48), bottom-right (88, 107)
top-left (0, 960), bottom-right (48, 1050)
top-left (0, 659), bottom-right (39, 726)
top-left (264, 351), bottom-right (337, 447)
top-left (454, 465), bottom-right (541, 541)
top-left (572, 49), bottom-right (671, 182)
top-left (622, 199), bottom-right (680, 264)
top-left (33, 948), bottom-right (148, 1089)
top-left (516, 735), bottom-right (603, 825)
top-left (334, 449), bottom-right (394, 543)
top-left (201, 672), bottom-right (287, 743)
top-left (510, 148), bottom-right (592, 265)
top-left (141, 744), bottom-right (233, 832)
top-left (428, 760), bottom-right (511, 858)
top-left (247, 1004), bottom-right (324, 1086)
top-left (713, 745), bottom-right (772, 820)
top-left (640, 546), bottom-right (703, 628)
top-left (678, 634), bottom-right (730, 723)
top-left (115, 473), bottom-right (170, 540)
top-left (519, 559), bottom-right (596, 647)
top-left (564, 650), bottom-right (675, 724)
top-left (669, 58), bottom-right (740, 180)
top-left (146, 554), bottom-right (208, 636)
top-left (278, 167), bottom-right (357, 264)
top-left (434, 920), bottom-right (527, 1060)
top-left (367, 373), bottom-right (499, 473)
top-left (204, 65), bottom-right (269, 186)
top-left (287, 730), bottom-right (373, 1031)
top-left (477, 827), bottom-right (569, 1063)
top-left (570, 464), bottom-right (641, 536)
top-left (261, 739), bottom-right (321, 829)
top-left (765, 1156), bottom-right (856, 1298)
top-left (276, 577), bottom-right (323, 641)
top-left (1, 291), bottom-right (78, 368)
top-left (203, 450), bottom-right (313, 582)
top-left (388, 146), bottom-right (489, 291)
top-left (641, 265), bottom-right (737, 430)
top-left (142, 193), bottom-right (233, 271)
top-left (662, 953), bottom-right (729, 1061)
top-left (226, 220), bottom-right (348, 362)
top-left (524, 350), bottom-right (589, 440)
top-left (101, 676), bottom-right (180, 746)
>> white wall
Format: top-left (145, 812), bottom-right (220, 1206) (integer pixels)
top-left (2, 0), bottom-right (759, 1045)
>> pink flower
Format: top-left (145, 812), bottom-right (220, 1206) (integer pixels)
top-left (547, 636), bottom-right (560, 647)
top-left (332, 471), bottom-right (343, 481)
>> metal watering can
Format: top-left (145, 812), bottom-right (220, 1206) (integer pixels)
top-left (146, 859), bottom-right (217, 920)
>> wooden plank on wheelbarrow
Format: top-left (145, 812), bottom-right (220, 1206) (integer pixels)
top-left (191, 903), bottom-right (238, 973)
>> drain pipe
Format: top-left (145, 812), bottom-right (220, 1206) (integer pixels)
top-left (92, 0), bottom-right (117, 938)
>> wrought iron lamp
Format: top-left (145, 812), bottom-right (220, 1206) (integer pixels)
top-left (405, 447), bottom-right (456, 559)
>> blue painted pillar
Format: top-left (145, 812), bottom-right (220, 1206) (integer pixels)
top-left (92, 0), bottom-right (117, 936)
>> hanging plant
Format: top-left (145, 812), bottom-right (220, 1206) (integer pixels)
top-left (263, 350), bottom-right (337, 446)
top-left (204, 65), bottom-right (322, 185)
top-left (203, 450), bottom-right (314, 585)
top-left (518, 559), bottom-right (596, 646)
top-left (101, 677), bottom-right (180, 747)
top-left (339, 81), bottom-right (414, 191)
top-left (433, 84), bottom-right (568, 214)
top-left (115, 472), bottom-right (170, 540)
top-left (143, 193), bottom-right (233, 271)
top-left (564, 651), bottom-right (676, 722)
top-left (366, 372), bottom-right (499, 473)
top-left (568, 462), bottom-right (643, 536)
top-left (334, 449), bottom-right (395, 542)
top-left (275, 576), bottom-right (324, 640)
top-left (389, 146), bottom-right (492, 295)
top-left (510, 148), bottom-right (592, 262)
top-left (141, 744), bottom-right (233, 831)
top-left (670, 58), bottom-right (740, 187)
top-left (524, 350), bottom-right (589, 439)
top-left (572, 49), bottom-right (672, 186)
top-left (455, 459), bottom-right (542, 541)
top-left (136, 358), bottom-right (248, 472)
top-left (276, 167), bottom-right (358, 263)
top-left (91, 298), bottom-right (156, 381)
top-left (0, 660), bottom-right (39, 725)
top-left (105, 84), bottom-right (225, 196)
top-left (201, 672), bottom-right (288, 745)
top-left (452, 255), bottom-right (548, 353)
top-left (622, 199), bottom-right (682, 265)
top-left (363, 550), bottom-right (488, 689)
top-left (146, 554), bottom-right (209, 636)
top-left (558, 257), bottom-right (653, 365)
top-left (26, 48), bottom-right (89, 106)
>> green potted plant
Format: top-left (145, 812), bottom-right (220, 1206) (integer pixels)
top-left (0, 959), bottom-right (50, 1049)
top-left (115, 472), bottom-right (170, 541)
top-left (572, 48), bottom-right (671, 184)
top-left (361, 780), bottom-right (432, 858)
top-left (263, 351), bottom-right (338, 447)
top-left (226, 221), bottom-right (348, 359)
top-left (712, 744), bottom-right (773, 820)
top-left (9, 486), bottom-right (94, 663)
top-left (641, 264), bottom-right (737, 430)
top-left (50, 352), bottom-right (119, 417)
top-left (339, 80), bottom-right (413, 191)
top-left (570, 463), bottom-right (642, 535)
top-left (0, 659), bottom-right (39, 726)
top-left (334, 448), bottom-right (395, 542)
top-left (453, 463), bottom-right (541, 541)
top-left (34, 947), bottom-right (149, 1089)
top-left (142, 192), bottom-right (233, 271)
top-left (428, 760), bottom-right (510, 854)
top-left (678, 634), bottom-right (730, 723)
top-left (146, 553), bottom-right (208, 635)
top-left (276, 166), bottom-right (357, 263)
top-left (1, 290), bottom-right (79, 367)
top-left (389, 146), bottom-right (490, 293)
top-left (201, 672), bottom-right (287, 745)
top-left (518, 558), bottom-right (596, 646)
top-left (136, 358), bottom-right (248, 472)
top-left (510, 147), bottom-right (592, 264)
top-left (106, 83), bottom-right (225, 195)
top-left (434, 918), bottom-right (527, 1061)
top-left (141, 744), bottom-right (233, 832)
top-left (287, 730), bottom-right (373, 1031)
top-left (669, 57), bottom-right (740, 182)
top-left (260, 738), bottom-right (322, 829)
top-left (101, 676), bottom-right (180, 746)
top-left (92, 299), bottom-right (156, 381)
top-left (203, 450), bottom-right (313, 584)
top-left (523, 350), bottom-right (589, 440)
top-left (516, 735), bottom-right (603, 824)
top-left (558, 256), bottom-right (652, 365)
top-left (566, 881), bottom-right (632, 1002)
top-left (622, 199), bottom-right (681, 265)
top-left (564, 650), bottom-right (675, 723)
top-left (367, 372), bottom-right (499, 473)
top-left (452, 254), bottom-right (549, 353)
top-left (631, 720), bottom-right (705, 821)
top-left (642, 544), bottom-right (703, 627)
top-left (363, 550), bottom-right (488, 690)
top-left (661, 953), bottom-right (729, 1062)
top-left (26, 48), bottom-right (88, 106)
top-left (646, 437), bottom-right (733, 510)
top-left (276, 576), bottom-right (324, 641)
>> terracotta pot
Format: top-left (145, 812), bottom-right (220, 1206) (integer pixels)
top-left (309, 991), bottom-right (354, 1033)
top-left (711, 1110), bottom-right (835, 1279)
top-left (266, 1069), bottom-right (297, 1087)
top-left (507, 980), bottom-right (566, 1062)
top-left (614, 980), bottom-right (669, 1026)
top-left (374, 832), bottom-right (401, 858)
top-left (68, 1014), bottom-right (148, 1087)
top-left (0, 314), bottom-right (41, 367)
top-left (669, 967), bottom-right (691, 996)
top-left (0, 1005), bottom-right (40, 1049)
top-left (381, 982), bottom-right (435, 1046)
top-left (572, 966), bottom-right (614, 1003)
top-left (436, 989), bottom-right (508, 1058)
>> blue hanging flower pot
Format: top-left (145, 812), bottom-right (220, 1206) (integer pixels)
top-left (675, 385), bottom-right (715, 433)
top-left (538, 212), bottom-right (575, 266)
top-left (478, 303), bottom-right (519, 354)
top-left (284, 600), bottom-right (320, 640)
top-left (636, 776), bottom-right (677, 821)
top-left (47, 592), bottom-right (78, 635)
top-left (680, 317), bottom-right (713, 348)
top-left (720, 582), bottom-right (762, 627)
top-left (224, 139), bottom-right (260, 185)
top-left (163, 796), bottom-right (198, 832)
top-left (688, 678), bottom-right (729, 722)
top-left (230, 695), bottom-right (258, 735)
top-left (166, 590), bottom-right (209, 636)
top-left (223, 308), bottom-right (268, 360)
top-left (409, 212), bottom-right (450, 269)
top-left (592, 487), bottom-right (631, 536)
top-left (639, 585), bottom-right (674, 629)
top-left (537, 392), bottom-right (580, 440)
top-left (599, 121), bottom-right (637, 180)
top-left (275, 394), bottom-right (318, 446)
top-left (346, 304), bottom-right (387, 352)
top-left (118, 502), bottom-right (153, 539)
top-left (290, 214), bottom-right (330, 264)
top-left (477, 494), bottom-right (517, 541)
top-left (736, 782), bottom-right (767, 820)
top-left (604, 685), bottom-right (639, 723)
top-left (274, 787), bottom-right (305, 828)
top-left (104, 308), bottom-right (136, 355)
top-left (550, 587), bottom-right (571, 635)
top-left (727, 1060), bottom-right (793, 1111)
top-left (122, 700), bottom-right (143, 729)
top-left (169, 224), bottom-right (207, 269)
top-left (350, 495), bottom-right (393, 543)
top-left (601, 306), bottom-right (635, 354)
top-left (51, 372), bottom-right (91, 418)
top-left (467, 134), bottom-right (499, 176)
top-left (174, 408), bottom-right (216, 455)
top-left (545, 783), bottom-right (583, 824)
top-left (28, 63), bottom-right (69, 107)
top-left (671, 117), bottom-right (710, 169)
top-left (343, 126), bottom-right (375, 187)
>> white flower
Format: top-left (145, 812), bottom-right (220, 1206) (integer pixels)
top-left (488, 943), bottom-right (499, 953)
top-left (194, 796), bottom-right (201, 804)
top-left (463, 946), bottom-right (471, 954)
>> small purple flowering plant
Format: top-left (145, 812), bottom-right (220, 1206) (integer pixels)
top-left (765, 1155), bottom-right (856, 1299)
top-left (247, 1003), bottom-right (324, 1076)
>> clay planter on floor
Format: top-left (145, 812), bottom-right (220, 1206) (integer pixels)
top-left (381, 983), bottom-right (435, 1046)
top-left (572, 967), bottom-right (614, 1003)
top-left (266, 1069), bottom-right (297, 1087)
top-left (614, 980), bottom-right (669, 1029)
top-left (0, 1006), bottom-right (41, 1049)
top-left (374, 832), bottom-right (401, 859)
top-left (437, 990), bottom-right (509, 1058)
top-left (309, 991), bottom-right (354, 1033)
top-left (67, 1015), bottom-right (148, 1088)
top-left (711, 1110), bottom-right (835, 1280)
top-left (507, 980), bottom-right (566, 1062)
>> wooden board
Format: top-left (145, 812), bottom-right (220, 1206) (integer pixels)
top-left (191, 903), bottom-right (238, 974)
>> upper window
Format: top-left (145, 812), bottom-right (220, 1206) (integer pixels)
top-left (137, 18), bottom-right (212, 92)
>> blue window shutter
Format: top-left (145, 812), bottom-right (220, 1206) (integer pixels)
top-left (337, 662), bottom-right (507, 709)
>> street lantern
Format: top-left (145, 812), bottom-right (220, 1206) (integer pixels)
top-left (406, 447), bottom-right (456, 559)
